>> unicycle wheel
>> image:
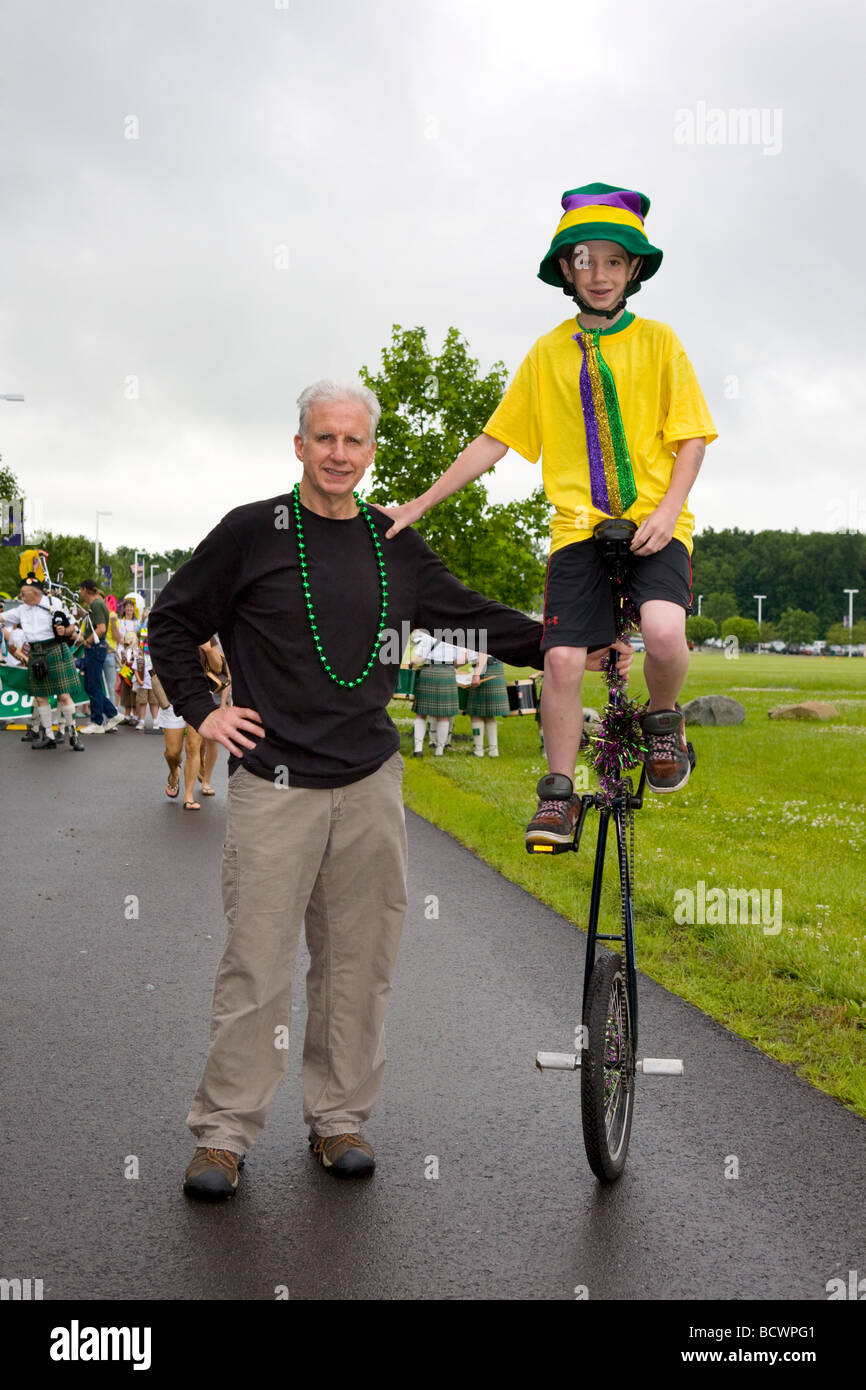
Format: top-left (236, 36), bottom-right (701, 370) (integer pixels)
top-left (581, 951), bottom-right (635, 1182)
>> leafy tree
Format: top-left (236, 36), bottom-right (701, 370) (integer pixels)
top-left (826, 620), bottom-right (866, 645)
top-left (0, 457), bottom-right (21, 501)
top-left (360, 325), bottom-right (548, 610)
top-left (777, 607), bottom-right (820, 644)
top-left (722, 616), bottom-right (759, 647)
top-left (686, 615), bottom-right (716, 642)
top-left (703, 590), bottom-right (738, 625)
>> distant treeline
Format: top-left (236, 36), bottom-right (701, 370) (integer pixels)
top-left (2, 523), bottom-right (864, 638)
top-left (690, 529), bottom-right (865, 630)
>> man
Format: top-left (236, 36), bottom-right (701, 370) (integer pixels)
top-left (77, 580), bottom-right (123, 734)
top-left (149, 379), bottom-right (632, 1200)
top-left (1, 573), bottom-right (84, 750)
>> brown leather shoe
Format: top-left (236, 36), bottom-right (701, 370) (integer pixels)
top-left (183, 1146), bottom-right (244, 1200)
top-left (641, 706), bottom-right (690, 792)
top-left (525, 773), bottom-right (581, 849)
top-left (309, 1130), bottom-right (375, 1178)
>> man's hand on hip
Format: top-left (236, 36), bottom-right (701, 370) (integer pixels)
top-left (198, 705), bottom-right (266, 755)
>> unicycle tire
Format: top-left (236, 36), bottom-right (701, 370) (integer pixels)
top-left (581, 951), bottom-right (635, 1182)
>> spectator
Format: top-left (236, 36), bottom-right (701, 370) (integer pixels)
top-left (77, 579), bottom-right (123, 735)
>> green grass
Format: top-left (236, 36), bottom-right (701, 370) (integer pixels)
top-left (392, 653), bottom-right (866, 1116)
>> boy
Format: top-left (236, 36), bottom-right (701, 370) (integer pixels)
top-left (381, 182), bottom-right (717, 847)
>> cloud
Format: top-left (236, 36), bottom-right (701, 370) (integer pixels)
top-left (0, 0), bottom-right (863, 552)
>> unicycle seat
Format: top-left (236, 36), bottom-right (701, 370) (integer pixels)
top-left (592, 518), bottom-right (637, 544)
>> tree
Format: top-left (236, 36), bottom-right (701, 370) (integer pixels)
top-left (777, 607), bottom-right (820, 644)
top-left (703, 590), bottom-right (738, 625)
top-left (360, 325), bottom-right (548, 610)
top-left (826, 620), bottom-right (866, 645)
top-left (722, 616), bottom-right (759, 647)
top-left (0, 457), bottom-right (21, 502)
top-left (686, 615), bottom-right (716, 643)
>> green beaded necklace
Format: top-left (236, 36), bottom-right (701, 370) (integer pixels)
top-left (291, 483), bottom-right (388, 688)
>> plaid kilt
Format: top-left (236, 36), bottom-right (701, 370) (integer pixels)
top-left (27, 639), bottom-right (81, 698)
top-left (412, 662), bottom-right (460, 717)
top-left (465, 660), bottom-right (510, 718)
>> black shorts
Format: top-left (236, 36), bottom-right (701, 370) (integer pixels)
top-left (540, 537), bottom-right (692, 650)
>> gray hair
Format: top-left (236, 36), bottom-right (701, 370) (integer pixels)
top-left (297, 379), bottom-right (381, 443)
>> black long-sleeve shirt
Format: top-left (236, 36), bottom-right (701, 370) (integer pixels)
top-left (148, 494), bottom-right (544, 788)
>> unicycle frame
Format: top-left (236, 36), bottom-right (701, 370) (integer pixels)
top-left (573, 767), bottom-right (645, 1060)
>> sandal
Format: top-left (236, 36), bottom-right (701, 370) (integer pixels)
top-left (165, 775), bottom-right (180, 799)
top-left (199, 784), bottom-right (216, 796)
top-left (183, 800), bottom-right (201, 811)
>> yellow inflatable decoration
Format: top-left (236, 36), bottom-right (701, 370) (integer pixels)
top-left (18, 548), bottom-right (49, 582)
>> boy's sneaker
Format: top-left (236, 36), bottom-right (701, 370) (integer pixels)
top-left (183, 1147), bottom-right (245, 1200)
top-left (104, 712), bottom-right (124, 730)
top-left (525, 773), bottom-right (581, 849)
top-left (309, 1130), bottom-right (375, 1178)
top-left (641, 706), bottom-right (690, 793)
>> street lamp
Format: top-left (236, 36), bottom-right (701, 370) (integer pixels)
top-left (133, 551), bottom-right (147, 600)
top-left (697, 594), bottom-right (704, 617)
top-left (149, 557), bottom-right (167, 607)
top-left (95, 510), bottom-right (113, 573)
top-left (754, 595), bottom-right (767, 642)
top-left (843, 588), bottom-right (859, 658)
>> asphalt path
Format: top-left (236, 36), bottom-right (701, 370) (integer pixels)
top-left (1, 721), bottom-right (864, 1304)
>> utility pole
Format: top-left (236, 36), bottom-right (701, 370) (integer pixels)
top-left (843, 589), bottom-right (859, 658)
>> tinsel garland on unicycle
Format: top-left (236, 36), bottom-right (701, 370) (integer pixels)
top-left (584, 522), bottom-right (646, 805)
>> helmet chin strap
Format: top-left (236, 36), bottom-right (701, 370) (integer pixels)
top-left (573, 291), bottom-right (628, 321)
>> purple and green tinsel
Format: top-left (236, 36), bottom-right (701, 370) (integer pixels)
top-left (584, 548), bottom-right (645, 803)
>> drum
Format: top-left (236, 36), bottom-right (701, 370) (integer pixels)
top-left (393, 667), bottom-right (417, 701)
top-left (506, 678), bottom-right (538, 715)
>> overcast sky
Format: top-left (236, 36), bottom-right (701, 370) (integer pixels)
top-left (1, 0), bottom-right (863, 563)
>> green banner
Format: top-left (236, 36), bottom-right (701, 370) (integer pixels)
top-left (0, 663), bottom-right (89, 722)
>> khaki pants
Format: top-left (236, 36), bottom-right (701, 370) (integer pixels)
top-left (187, 754), bottom-right (408, 1153)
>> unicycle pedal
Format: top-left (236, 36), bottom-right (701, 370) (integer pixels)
top-left (526, 838), bottom-right (573, 856)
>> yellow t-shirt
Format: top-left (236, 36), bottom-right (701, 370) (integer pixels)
top-left (484, 314), bottom-right (717, 557)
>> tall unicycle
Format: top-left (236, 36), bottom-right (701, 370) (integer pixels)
top-left (533, 518), bottom-right (691, 1183)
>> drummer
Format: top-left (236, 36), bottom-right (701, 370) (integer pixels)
top-left (2, 573), bottom-right (84, 750)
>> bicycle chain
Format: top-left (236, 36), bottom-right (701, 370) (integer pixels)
top-left (617, 778), bottom-right (635, 939)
